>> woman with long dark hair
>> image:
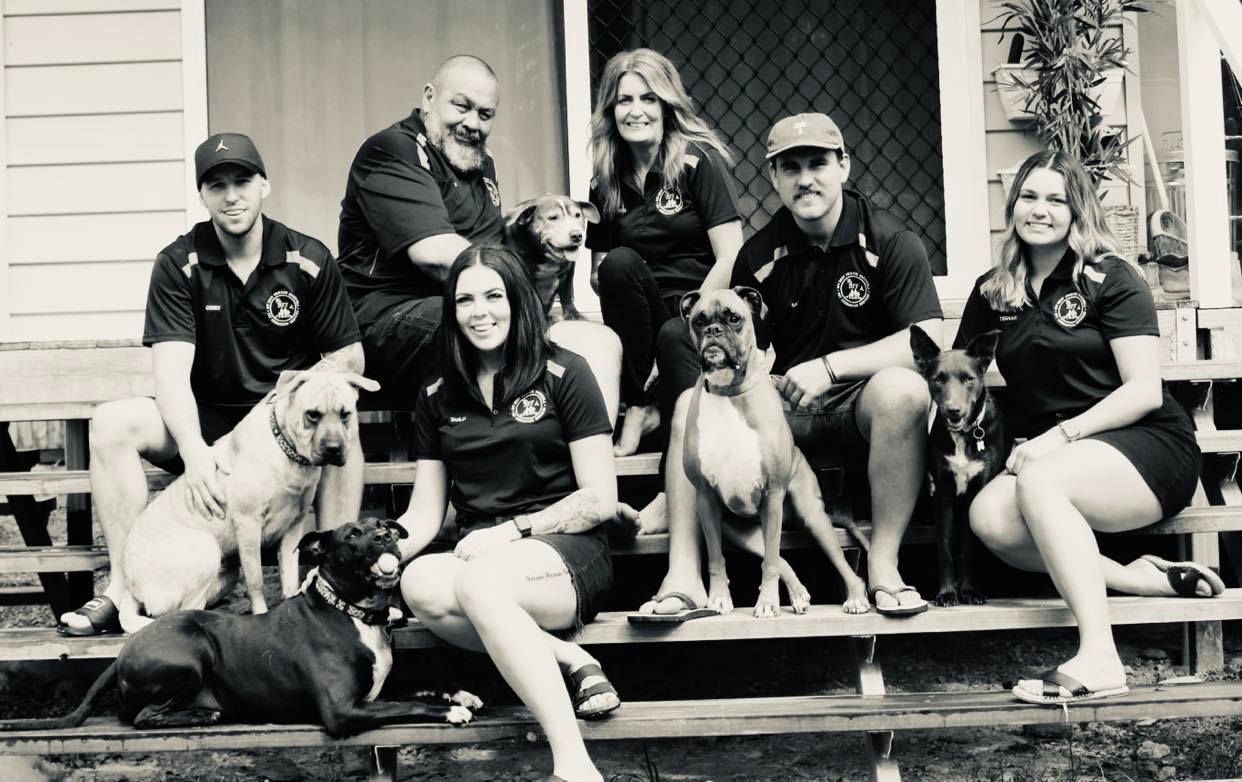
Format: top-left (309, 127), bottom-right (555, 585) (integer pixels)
top-left (398, 245), bottom-right (617, 782)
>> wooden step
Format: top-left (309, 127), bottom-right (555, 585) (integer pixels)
top-left (2, 681), bottom-right (1241, 755)
top-left (0, 545), bottom-right (106, 574)
top-left (6, 591), bottom-right (1242, 662)
top-left (0, 453), bottom-right (665, 497)
top-left (3, 504), bottom-right (1240, 583)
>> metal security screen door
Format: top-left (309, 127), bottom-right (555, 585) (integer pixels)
top-left (588, 0), bottom-right (948, 276)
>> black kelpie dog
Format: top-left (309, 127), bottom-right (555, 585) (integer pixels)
top-left (910, 325), bottom-right (1011, 607)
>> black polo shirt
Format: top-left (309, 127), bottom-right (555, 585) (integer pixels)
top-left (954, 252), bottom-right (1167, 438)
top-left (143, 216), bottom-right (361, 411)
top-left (586, 144), bottom-right (739, 296)
top-left (730, 191), bottom-right (942, 375)
top-left (337, 110), bottom-right (504, 329)
top-left (413, 347), bottom-right (613, 524)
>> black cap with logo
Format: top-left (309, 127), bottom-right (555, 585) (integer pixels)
top-left (195, 133), bottom-right (267, 187)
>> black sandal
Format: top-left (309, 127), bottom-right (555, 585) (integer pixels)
top-left (57, 595), bottom-right (122, 636)
top-left (566, 663), bottom-right (620, 720)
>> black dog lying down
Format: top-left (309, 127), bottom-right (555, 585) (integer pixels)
top-left (0, 518), bottom-right (481, 737)
top-left (911, 325), bottom-right (1011, 608)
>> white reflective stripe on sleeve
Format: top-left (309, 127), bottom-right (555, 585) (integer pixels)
top-left (546, 359), bottom-right (566, 378)
top-left (1082, 266), bottom-right (1106, 284)
top-left (181, 252), bottom-right (199, 279)
top-left (754, 246), bottom-right (788, 283)
top-left (286, 250), bottom-right (320, 280)
top-left (415, 133), bottom-right (431, 169)
top-left (685, 154), bottom-right (700, 168)
top-left (425, 378), bottom-right (443, 396)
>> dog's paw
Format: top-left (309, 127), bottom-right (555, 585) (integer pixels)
top-left (934, 589), bottom-right (960, 608)
top-left (446, 705), bottom-right (474, 725)
top-left (959, 587), bottom-right (987, 605)
top-left (450, 690), bottom-right (484, 712)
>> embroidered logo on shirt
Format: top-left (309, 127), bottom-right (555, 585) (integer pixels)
top-left (655, 185), bottom-right (684, 216)
top-left (836, 272), bottom-right (871, 308)
top-left (483, 177), bottom-right (500, 207)
top-left (265, 290), bottom-right (300, 326)
top-left (1053, 292), bottom-right (1087, 328)
top-left (449, 416), bottom-right (466, 423)
top-left (511, 389), bottom-right (548, 423)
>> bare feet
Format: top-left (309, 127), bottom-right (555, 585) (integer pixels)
top-left (635, 579), bottom-right (709, 617)
top-left (614, 404), bottom-right (659, 456)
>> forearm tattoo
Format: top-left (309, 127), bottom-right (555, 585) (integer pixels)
top-left (530, 488), bottom-right (605, 535)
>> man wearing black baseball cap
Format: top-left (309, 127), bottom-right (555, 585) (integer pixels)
top-left (59, 133), bottom-right (365, 636)
top-left (634, 112), bottom-right (945, 621)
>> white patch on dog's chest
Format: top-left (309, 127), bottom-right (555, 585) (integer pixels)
top-left (944, 431), bottom-right (985, 496)
top-left (352, 618), bottom-right (392, 702)
top-left (694, 393), bottom-right (765, 515)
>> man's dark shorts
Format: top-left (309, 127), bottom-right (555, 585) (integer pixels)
top-left (778, 377), bottom-right (870, 468)
top-left (151, 401), bottom-right (249, 475)
top-left (360, 297), bottom-right (443, 409)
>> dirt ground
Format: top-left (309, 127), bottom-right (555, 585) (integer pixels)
top-left (3, 502), bottom-right (1242, 781)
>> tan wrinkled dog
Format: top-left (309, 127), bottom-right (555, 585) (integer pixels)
top-left (118, 370), bottom-right (378, 634)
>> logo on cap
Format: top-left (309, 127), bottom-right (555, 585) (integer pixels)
top-left (215, 139), bottom-right (229, 152)
top-left (655, 185), bottom-right (684, 216)
top-left (265, 290), bottom-right (299, 326)
top-left (766, 113), bottom-right (845, 160)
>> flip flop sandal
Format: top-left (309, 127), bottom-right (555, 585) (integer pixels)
top-left (1141, 554), bottom-right (1226, 598)
top-left (56, 595), bottom-right (122, 637)
top-left (1012, 668), bottom-right (1130, 705)
top-left (627, 591), bottom-right (718, 624)
top-left (566, 663), bottom-right (620, 720)
top-left (869, 584), bottom-right (929, 617)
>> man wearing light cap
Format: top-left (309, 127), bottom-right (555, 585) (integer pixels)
top-left (634, 112), bottom-right (943, 620)
top-left (58, 133), bottom-right (364, 636)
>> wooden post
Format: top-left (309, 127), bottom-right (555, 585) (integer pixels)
top-left (63, 419), bottom-right (93, 607)
top-left (367, 745), bottom-right (398, 782)
top-left (850, 635), bottom-right (901, 782)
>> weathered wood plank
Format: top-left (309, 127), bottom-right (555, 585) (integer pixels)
top-left (0, 545), bottom-right (105, 574)
top-left (5, 591), bottom-right (1241, 661)
top-left (2, 682), bottom-right (1242, 754)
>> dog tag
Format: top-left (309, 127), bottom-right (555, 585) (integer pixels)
top-left (972, 426), bottom-right (986, 452)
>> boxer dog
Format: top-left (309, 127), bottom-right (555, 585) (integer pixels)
top-left (0, 518), bottom-right (482, 737)
top-left (677, 287), bottom-right (871, 618)
top-left (117, 369), bottom-right (379, 634)
top-left (504, 194), bottom-right (599, 320)
top-left (910, 325), bottom-right (1009, 607)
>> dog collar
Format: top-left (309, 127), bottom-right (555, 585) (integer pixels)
top-left (268, 399), bottom-right (313, 466)
top-left (702, 369), bottom-right (766, 398)
top-left (313, 574), bottom-right (392, 625)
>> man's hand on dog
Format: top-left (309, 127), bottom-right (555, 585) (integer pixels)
top-left (1005, 430), bottom-right (1067, 475)
top-left (454, 524), bottom-right (520, 561)
top-left (181, 442), bottom-right (228, 518)
top-left (778, 358), bottom-right (834, 409)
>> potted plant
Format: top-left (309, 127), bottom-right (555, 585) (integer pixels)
top-left (992, 0), bottom-right (1148, 186)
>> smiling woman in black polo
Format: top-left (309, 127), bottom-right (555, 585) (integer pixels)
top-left (396, 245), bottom-right (616, 782)
top-left (955, 150), bottom-right (1217, 708)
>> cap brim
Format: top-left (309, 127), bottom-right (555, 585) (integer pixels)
top-left (764, 141), bottom-right (843, 161)
top-left (197, 159), bottom-right (264, 185)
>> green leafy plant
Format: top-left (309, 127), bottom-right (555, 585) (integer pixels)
top-left (995, 0), bottom-right (1148, 185)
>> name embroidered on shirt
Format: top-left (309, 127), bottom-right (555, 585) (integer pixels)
top-left (999, 314), bottom-right (1018, 321)
top-left (205, 304), bottom-right (222, 312)
top-left (449, 416), bottom-right (466, 423)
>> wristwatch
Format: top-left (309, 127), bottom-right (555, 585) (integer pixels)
top-left (1057, 420), bottom-right (1082, 442)
top-left (512, 515), bottom-right (533, 538)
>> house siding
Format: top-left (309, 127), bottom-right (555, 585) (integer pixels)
top-left (2, 1), bottom-right (191, 341)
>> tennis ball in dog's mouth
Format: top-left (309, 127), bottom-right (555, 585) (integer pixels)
top-left (375, 553), bottom-right (399, 575)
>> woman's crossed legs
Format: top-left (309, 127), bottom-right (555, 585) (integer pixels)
top-left (969, 439), bottom-right (1202, 700)
top-left (401, 541), bottom-right (612, 782)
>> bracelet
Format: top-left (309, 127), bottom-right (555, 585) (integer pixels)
top-left (821, 355), bottom-right (837, 384)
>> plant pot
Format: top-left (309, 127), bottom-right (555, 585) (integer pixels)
top-left (993, 65), bottom-right (1125, 124)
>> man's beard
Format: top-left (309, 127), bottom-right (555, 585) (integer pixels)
top-left (426, 120), bottom-right (487, 175)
